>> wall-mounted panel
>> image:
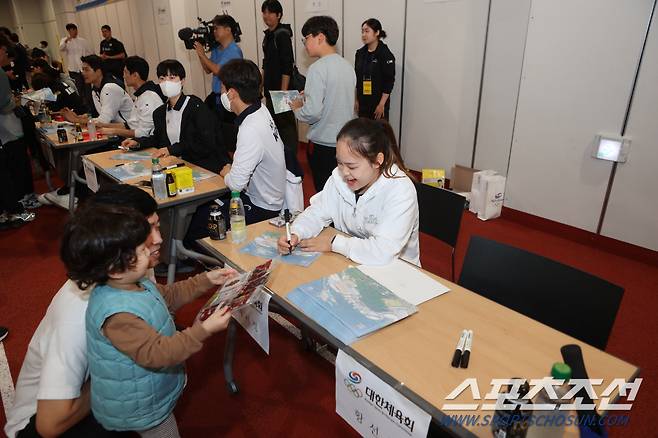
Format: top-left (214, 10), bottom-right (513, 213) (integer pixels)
top-left (601, 6), bottom-right (658, 251)
top-left (473, 0), bottom-right (530, 175)
top-left (505, 0), bottom-right (653, 232)
top-left (293, 0), bottom-right (343, 74)
top-left (399, 0), bottom-right (488, 174)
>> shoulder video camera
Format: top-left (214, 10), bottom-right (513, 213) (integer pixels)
top-left (178, 17), bottom-right (218, 51)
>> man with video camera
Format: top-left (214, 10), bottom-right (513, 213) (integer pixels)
top-left (193, 15), bottom-right (243, 120)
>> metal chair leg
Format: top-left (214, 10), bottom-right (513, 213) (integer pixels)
top-left (223, 319), bottom-right (239, 394)
top-left (451, 247), bottom-right (456, 282)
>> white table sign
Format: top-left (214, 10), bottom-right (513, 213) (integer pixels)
top-left (336, 350), bottom-right (431, 438)
top-left (82, 156), bottom-right (99, 192)
top-left (232, 289), bottom-right (271, 354)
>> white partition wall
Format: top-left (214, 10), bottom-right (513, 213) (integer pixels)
top-left (399, 0), bottom-right (488, 175)
top-left (473, 0), bottom-right (531, 175)
top-left (343, 0), bottom-right (405, 141)
top-left (601, 7), bottom-right (658, 251)
top-left (504, 0), bottom-right (653, 232)
top-left (293, 0), bottom-right (343, 74)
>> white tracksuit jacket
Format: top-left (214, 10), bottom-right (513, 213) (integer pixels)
top-left (291, 164), bottom-right (420, 266)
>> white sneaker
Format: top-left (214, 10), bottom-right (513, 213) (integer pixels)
top-left (37, 190), bottom-right (57, 206)
top-left (44, 192), bottom-right (78, 210)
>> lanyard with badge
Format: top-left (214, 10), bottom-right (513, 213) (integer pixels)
top-left (362, 52), bottom-right (376, 96)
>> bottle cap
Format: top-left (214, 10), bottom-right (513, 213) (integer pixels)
top-left (550, 363), bottom-right (572, 380)
top-left (152, 157), bottom-right (159, 165)
top-left (231, 190), bottom-right (240, 198)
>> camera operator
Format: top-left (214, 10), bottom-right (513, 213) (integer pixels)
top-left (194, 14), bottom-right (243, 118)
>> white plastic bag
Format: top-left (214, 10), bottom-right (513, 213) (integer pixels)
top-left (469, 170), bottom-right (496, 214)
top-left (283, 170), bottom-right (304, 213)
top-left (477, 174), bottom-right (506, 221)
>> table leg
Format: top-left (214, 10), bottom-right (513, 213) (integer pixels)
top-left (66, 150), bottom-right (78, 215)
top-left (166, 208), bottom-right (178, 285)
top-left (223, 319), bottom-right (239, 394)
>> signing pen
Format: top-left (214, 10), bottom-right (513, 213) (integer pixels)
top-left (114, 160), bottom-right (139, 167)
top-left (284, 208), bottom-right (292, 256)
top-left (460, 330), bottom-right (473, 369)
top-left (451, 329), bottom-right (468, 368)
top-left (165, 162), bottom-right (185, 170)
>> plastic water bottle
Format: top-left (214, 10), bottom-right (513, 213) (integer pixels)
top-left (151, 158), bottom-right (167, 200)
top-left (87, 120), bottom-right (96, 139)
top-left (492, 379), bottom-right (533, 438)
top-left (229, 191), bottom-right (246, 243)
top-left (527, 363), bottom-right (573, 438)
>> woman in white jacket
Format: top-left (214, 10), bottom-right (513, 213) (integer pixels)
top-left (277, 118), bottom-right (420, 266)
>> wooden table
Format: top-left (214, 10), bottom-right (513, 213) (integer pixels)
top-left (85, 149), bottom-right (229, 284)
top-left (37, 123), bottom-right (118, 213)
top-left (199, 221), bottom-right (640, 437)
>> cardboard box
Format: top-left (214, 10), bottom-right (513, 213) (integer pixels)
top-left (171, 166), bottom-right (195, 194)
top-left (451, 165), bottom-right (479, 192)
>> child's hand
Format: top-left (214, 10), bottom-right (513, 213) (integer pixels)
top-left (201, 306), bottom-right (232, 334)
top-left (206, 267), bottom-right (238, 286)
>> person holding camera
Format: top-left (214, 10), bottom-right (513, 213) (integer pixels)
top-left (194, 14), bottom-right (243, 118)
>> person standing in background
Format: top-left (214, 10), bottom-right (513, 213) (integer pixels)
top-left (99, 25), bottom-right (127, 82)
top-left (38, 41), bottom-right (51, 61)
top-left (8, 33), bottom-right (29, 91)
top-left (290, 16), bottom-right (356, 192)
top-left (59, 23), bottom-right (92, 99)
top-left (261, 0), bottom-right (299, 157)
top-left (354, 18), bottom-right (395, 120)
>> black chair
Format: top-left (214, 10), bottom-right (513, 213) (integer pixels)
top-left (415, 182), bottom-right (466, 280)
top-left (458, 236), bottom-right (624, 350)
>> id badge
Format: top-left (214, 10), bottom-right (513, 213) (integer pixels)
top-left (363, 80), bottom-right (372, 96)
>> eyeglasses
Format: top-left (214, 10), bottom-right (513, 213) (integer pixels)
top-left (301, 34), bottom-right (313, 45)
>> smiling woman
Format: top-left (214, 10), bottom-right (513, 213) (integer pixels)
top-left (277, 118), bottom-right (420, 267)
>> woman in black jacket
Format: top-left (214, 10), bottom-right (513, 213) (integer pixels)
top-left (121, 59), bottom-right (229, 173)
top-left (354, 18), bottom-right (395, 120)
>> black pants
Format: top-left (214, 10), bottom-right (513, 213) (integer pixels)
top-left (307, 142), bottom-right (337, 192)
top-left (17, 413), bottom-right (127, 437)
top-left (265, 93), bottom-right (299, 157)
top-left (0, 138), bottom-right (30, 213)
top-left (69, 71), bottom-right (91, 113)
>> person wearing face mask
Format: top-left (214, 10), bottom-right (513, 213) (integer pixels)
top-left (120, 59), bottom-right (229, 173)
top-left (277, 118), bottom-right (420, 267)
top-left (60, 55), bottom-right (133, 126)
top-left (218, 59), bottom-right (286, 224)
top-left (354, 18), bottom-right (395, 120)
top-left (96, 56), bottom-right (166, 138)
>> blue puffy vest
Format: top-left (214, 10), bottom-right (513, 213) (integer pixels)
top-left (86, 279), bottom-right (186, 431)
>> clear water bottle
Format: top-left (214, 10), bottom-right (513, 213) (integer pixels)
top-left (527, 363), bottom-right (573, 438)
top-left (492, 379), bottom-right (533, 438)
top-left (229, 191), bottom-right (246, 243)
top-left (87, 120), bottom-right (96, 139)
top-left (151, 158), bottom-right (167, 200)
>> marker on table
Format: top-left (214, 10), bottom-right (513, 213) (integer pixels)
top-left (284, 208), bottom-right (292, 256)
top-left (460, 330), bottom-right (473, 369)
top-left (114, 160), bottom-right (139, 167)
top-left (451, 329), bottom-right (468, 368)
top-left (165, 163), bottom-right (185, 170)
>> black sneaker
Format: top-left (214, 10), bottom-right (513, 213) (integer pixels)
top-left (0, 327), bottom-right (8, 342)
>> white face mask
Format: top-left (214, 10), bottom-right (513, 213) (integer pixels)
top-left (220, 92), bottom-right (231, 112)
top-left (160, 80), bottom-right (182, 98)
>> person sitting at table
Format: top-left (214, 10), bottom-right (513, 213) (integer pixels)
top-left (277, 117), bottom-right (420, 266)
top-left (120, 59), bottom-right (229, 173)
top-left (60, 54), bottom-right (133, 126)
top-left (32, 58), bottom-right (79, 94)
top-left (95, 56), bottom-right (166, 138)
top-left (30, 72), bottom-right (86, 114)
top-left (218, 59), bottom-right (286, 224)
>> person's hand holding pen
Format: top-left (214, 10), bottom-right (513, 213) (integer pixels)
top-left (277, 233), bottom-right (299, 255)
top-left (289, 91), bottom-right (304, 111)
top-left (119, 138), bottom-right (138, 151)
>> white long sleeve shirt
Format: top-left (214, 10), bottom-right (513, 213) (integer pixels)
top-left (91, 81), bottom-right (134, 125)
top-left (225, 103), bottom-right (286, 211)
top-left (58, 37), bottom-right (92, 73)
top-left (294, 53), bottom-right (356, 147)
top-left (126, 82), bottom-right (165, 137)
top-left (291, 164), bottom-right (420, 266)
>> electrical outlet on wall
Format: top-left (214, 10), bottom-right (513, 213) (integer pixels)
top-left (306, 0), bottom-right (327, 13)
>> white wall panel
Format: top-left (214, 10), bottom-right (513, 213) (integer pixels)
top-left (343, 0), bottom-right (405, 142)
top-left (115, 1), bottom-right (136, 56)
top-left (400, 0), bottom-right (488, 174)
top-left (601, 8), bottom-right (658, 251)
top-left (505, 0), bottom-right (653, 232)
top-left (473, 0), bottom-right (530, 175)
top-left (126, 0), bottom-right (144, 59)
